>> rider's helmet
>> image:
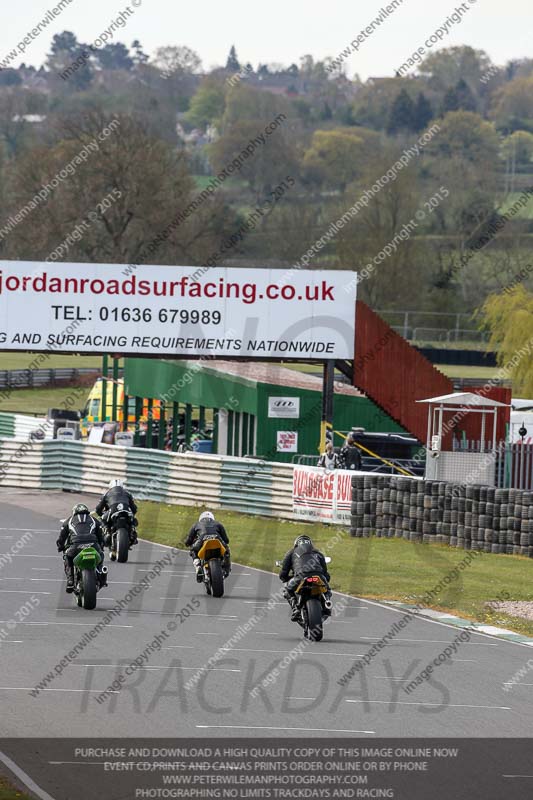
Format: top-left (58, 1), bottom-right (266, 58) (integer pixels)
top-left (109, 479), bottom-right (124, 489)
top-left (294, 535), bottom-right (312, 548)
top-left (199, 511), bottom-right (215, 522)
top-left (72, 503), bottom-right (89, 517)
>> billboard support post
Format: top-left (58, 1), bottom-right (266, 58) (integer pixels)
top-left (134, 396), bottom-right (142, 446)
top-left (320, 359), bottom-right (335, 453)
top-left (122, 388), bottom-right (128, 432)
top-left (147, 398), bottom-right (153, 446)
top-left (171, 402), bottom-right (179, 452)
top-left (111, 358), bottom-right (119, 421)
top-left (101, 355), bottom-right (108, 422)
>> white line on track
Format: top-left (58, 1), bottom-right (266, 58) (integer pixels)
top-left (0, 640), bottom-right (22, 643)
top-left (196, 725), bottom-right (375, 734)
top-left (0, 578), bottom-right (150, 585)
top-left (287, 697), bottom-right (317, 700)
top-left (210, 647), bottom-right (366, 657)
top-left (503, 682), bottom-right (533, 686)
top-left (31, 568), bottom-right (50, 571)
top-left (0, 528), bottom-right (56, 531)
top-left (346, 700), bottom-right (511, 710)
top-left (73, 664), bottom-right (241, 672)
top-left (138, 570), bottom-right (191, 575)
top-left (359, 636), bottom-right (499, 646)
top-left (0, 590), bottom-right (51, 594)
top-left (244, 601), bottom-right (285, 605)
top-left (0, 749), bottom-right (56, 800)
top-left (0, 687), bottom-right (119, 693)
top-left (503, 775), bottom-right (533, 778)
top-left (0, 620), bottom-right (133, 628)
top-left (0, 554), bottom-right (56, 558)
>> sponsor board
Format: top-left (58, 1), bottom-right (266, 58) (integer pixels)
top-left (268, 396), bottom-right (300, 418)
top-left (292, 465), bottom-right (353, 524)
top-left (0, 262), bottom-right (357, 358)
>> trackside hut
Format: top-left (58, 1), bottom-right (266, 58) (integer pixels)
top-left (124, 358), bottom-right (405, 463)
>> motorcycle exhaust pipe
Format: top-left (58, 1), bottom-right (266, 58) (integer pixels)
top-left (324, 599), bottom-right (333, 610)
top-left (100, 566), bottom-right (109, 575)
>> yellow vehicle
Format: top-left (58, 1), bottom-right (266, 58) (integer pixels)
top-left (81, 378), bottom-right (161, 428)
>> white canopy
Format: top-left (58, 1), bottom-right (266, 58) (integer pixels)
top-left (417, 392), bottom-right (509, 408)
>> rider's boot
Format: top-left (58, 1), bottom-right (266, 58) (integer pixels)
top-left (193, 558), bottom-right (203, 582)
top-left (288, 595), bottom-right (301, 622)
top-left (65, 564), bottom-right (74, 593)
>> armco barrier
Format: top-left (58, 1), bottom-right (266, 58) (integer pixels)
top-left (350, 474), bottom-right (533, 557)
top-left (0, 412), bottom-right (53, 440)
top-left (0, 438), bottom-right (292, 519)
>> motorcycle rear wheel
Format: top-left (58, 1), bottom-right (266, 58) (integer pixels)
top-left (209, 558), bottom-right (224, 598)
top-left (81, 569), bottom-right (97, 610)
top-left (305, 598), bottom-right (323, 641)
top-left (116, 528), bottom-right (129, 563)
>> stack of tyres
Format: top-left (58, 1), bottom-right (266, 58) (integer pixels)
top-left (519, 492), bottom-right (530, 556)
top-left (350, 474), bottom-right (365, 537)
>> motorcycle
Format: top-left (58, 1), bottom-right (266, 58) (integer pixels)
top-left (276, 557), bottom-right (332, 642)
top-left (197, 536), bottom-right (227, 598)
top-left (107, 506), bottom-right (136, 563)
top-left (72, 545), bottom-right (108, 610)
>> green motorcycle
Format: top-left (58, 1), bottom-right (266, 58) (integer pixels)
top-left (73, 546), bottom-right (107, 610)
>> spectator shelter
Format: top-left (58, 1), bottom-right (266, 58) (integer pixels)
top-left (418, 392), bottom-right (510, 486)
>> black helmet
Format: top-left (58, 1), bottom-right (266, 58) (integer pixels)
top-left (72, 503), bottom-right (89, 516)
top-left (294, 535), bottom-right (312, 548)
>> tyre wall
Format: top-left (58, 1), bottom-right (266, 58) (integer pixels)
top-left (350, 474), bottom-right (533, 557)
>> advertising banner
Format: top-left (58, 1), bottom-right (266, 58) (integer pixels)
top-left (0, 262), bottom-right (357, 359)
top-left (292, 464), bottom-right (353, 524)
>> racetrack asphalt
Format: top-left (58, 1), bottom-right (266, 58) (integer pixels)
top-left (1, 490), bottom-right (533, 740)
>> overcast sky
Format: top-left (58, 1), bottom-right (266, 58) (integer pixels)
top-left (2, 0), bottom-right (531, 79)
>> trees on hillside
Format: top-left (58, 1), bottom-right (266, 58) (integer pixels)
top-left (481, 287), bottom-right (533, 395)
top-left (302, 128), bottom-right (378, 190)
top-left (490, 77), bottom-right (533, 132)
top-left (2, 112), bottom-right (232, 266)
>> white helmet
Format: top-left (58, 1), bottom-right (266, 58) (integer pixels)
top-left (199, 511), bottom-right (215, 522)
top-left (109, 479), bottom-right (124, 489)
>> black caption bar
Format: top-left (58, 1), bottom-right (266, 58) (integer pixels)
top-left (1, 739), bottom-right (533, 800)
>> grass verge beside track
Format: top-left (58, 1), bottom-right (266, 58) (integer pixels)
top-left (0, 386), bottom-right (86, 415)
top-left (138, 500), bottom-right (533, 638)
top-left (0, 775), bottom-right (33, 800)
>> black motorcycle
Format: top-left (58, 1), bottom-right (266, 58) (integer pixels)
top-left (107, 506), bottom-right (136, 563)
top-left (277, 557), bottom-right (332, 642)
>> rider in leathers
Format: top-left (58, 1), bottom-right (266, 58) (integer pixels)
top-left (279, 535), bottom-right (332, 621)
top-left (185, 511), bottom-right (231, 581)
top-left (95, 479), bottom-right (138, 546)
top-left (56, 504), bottom-right (106, 592)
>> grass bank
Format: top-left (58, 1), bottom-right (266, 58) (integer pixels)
top-left (0, 386), bottom-right (87, 415)
top-left (0, 775), bottom-right (33, 800)
top-left (138, 500), bottom-right (533, 637)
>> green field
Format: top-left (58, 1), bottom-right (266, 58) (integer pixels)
top-left (437, 364), bottom-right (499, 380)
top-left (138, 501), bottom-right (533, 638)
top-left (0, 386), bottom-right (88, 415)
top-left (0, 353), bottom-right (101, 370)
top-left (0, 776), bottom-right (32, 800)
